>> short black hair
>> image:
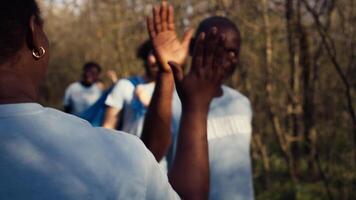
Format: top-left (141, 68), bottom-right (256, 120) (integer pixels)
top-left (0, 0), bottom-right (42, 64)
top-left (136, 40), bottom-right (153, 60)
top-left (83, 62), bottom-right (102, 73)
top-left (190, 16), bottom-right (241, 55)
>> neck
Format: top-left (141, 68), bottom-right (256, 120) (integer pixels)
top-left (80, 80), bottom-right (93, 88)
top-left (0, 69), bottom-right (38, 104)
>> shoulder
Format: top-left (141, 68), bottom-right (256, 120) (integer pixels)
top-left (44, 107), bottom-right (151, 164)
top-left (222, 85), bottom-right (251, 107)
top-left (66, 82), bottom-right (81, 92)
top-left (112, 78), bottom-right (136, 91)
top-left (44, 107), bottom-right (93, 127)
top-left (108, 79), bottom-right (135, 98)
top-left (209, 85), bottom-right (252, 118)
top-left (68, 81), bottom-right (81, 89)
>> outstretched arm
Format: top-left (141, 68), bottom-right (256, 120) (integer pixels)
top-left (141, 1), bottom-right (193, 161)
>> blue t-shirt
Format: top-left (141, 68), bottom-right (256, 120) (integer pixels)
top-left (105, 76), bottom-right (152, 136)
top-left (0, 103), bottom-right (180, 200)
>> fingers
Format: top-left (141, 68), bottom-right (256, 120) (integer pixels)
top-left (182, 29), bottom-right (194, 49)
top-left (203, 27), bottom-right (219, 69)
top-left (168, 5), bottom-right (175, 31)
top-left (146, 16), bottom-right (156, 38)
top-left (153, 5), bottom-right (162, 33)
top-left (160, 1), bottom-right (168, 31)
top-left (149, 1), bottom-right (172, 35)
top-left (168, 61), bottom-right (184, 83)
top-left (191, 27), bottom-right (227, 83)
top-left (213, 34), bottom-right (226, 82)
top-left (191, 32), bottom-right (206, 73)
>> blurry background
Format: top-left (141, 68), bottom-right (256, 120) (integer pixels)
top-left (38, 0), bottom-right (355, 199)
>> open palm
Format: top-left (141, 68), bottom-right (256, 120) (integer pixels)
top-left (147, 1), bottom-right (193, 72)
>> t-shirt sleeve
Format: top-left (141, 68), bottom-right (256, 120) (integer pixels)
top-left (105, 79), bottom-right (133, 110)
top-left (245, 98), bottom-right (253, 124)
top-left (144, 148), bottom-right (180, 200)
top-left (63, 85), bottom-right (72, 106)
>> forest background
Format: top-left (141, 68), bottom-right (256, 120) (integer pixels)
top-left (39, 0), bottom-right (355, 199)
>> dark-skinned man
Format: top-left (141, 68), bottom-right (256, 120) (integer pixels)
top-left (142, 1), bottom-right (254, 199)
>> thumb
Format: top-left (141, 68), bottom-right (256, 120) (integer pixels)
top-left (182, 28), bottom-right (194, 49)
top-left (168, 61), bottom-right (184, 83)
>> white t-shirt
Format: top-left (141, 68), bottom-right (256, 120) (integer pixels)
top-left (105, 78), bottom-right (155, 137)
top-left (64, 82), bottom-right (102, 116)
top-left (0, 103), bottom-right (180, 200)
top-left (168, 85), bottom-right (254, 200)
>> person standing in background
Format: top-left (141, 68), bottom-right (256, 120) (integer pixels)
top-left (64, 62), bottom-right (103, 116)
top-left (102, 40), bottom-right (159, 137)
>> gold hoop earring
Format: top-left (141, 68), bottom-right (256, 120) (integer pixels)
top-left (32, 46), bottom-right (46, 59)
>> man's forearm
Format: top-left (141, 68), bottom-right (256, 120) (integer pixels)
top-left (168, 106), bottom-right (210, 199)
top-left (102, 107), bottom-right (120, 129)
top-left (141, 73), bottom-right (174, 161)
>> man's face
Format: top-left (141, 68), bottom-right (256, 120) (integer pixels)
top-left (217, 28), bottom-right (240, 80)
top-left (83, 67), bottom-right (100, 85)
top-left (193, 27), bottom-right (240, 81)
top-left (145, 51), bottom-right (159, 79)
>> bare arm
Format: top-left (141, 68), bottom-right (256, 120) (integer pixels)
top-left (102, 106), bottom-right (121, 129)
top-left (141, 73), bottom-right (174, 160)
top-left (168, 28), bottom-right (226, 199)
top-left (141, 1), bottom-right (193, 161)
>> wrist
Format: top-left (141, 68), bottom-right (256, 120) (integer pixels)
top-left (157, 71), bottom-right (174, 82)
top-left (182, 101), bottom-right (210, 114)
top-left (155, 72), bottom-right (175, 93)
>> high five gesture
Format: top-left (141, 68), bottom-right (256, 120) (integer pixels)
top-left (146, 1), bottom-right (193, 72)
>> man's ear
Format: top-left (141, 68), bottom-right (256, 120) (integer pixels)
top-left (26, 15), bottom-right (40, 52)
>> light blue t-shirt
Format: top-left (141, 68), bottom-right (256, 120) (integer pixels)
top-left (105, 76), bottom-right (152, 137)
top-left (169, 85), bottom-right (254, 200)
top-left (0, 103), bottom-right (179, 200)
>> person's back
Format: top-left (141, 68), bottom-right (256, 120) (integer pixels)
top-left (0, 103), bottom-right (178, 199)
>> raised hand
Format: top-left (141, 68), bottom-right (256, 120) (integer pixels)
top-left (168, 27), bottom-right (230, 110)
top-left (147, 1), bottom-right (193, 73)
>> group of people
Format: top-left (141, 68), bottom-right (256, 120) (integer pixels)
top-left (0, 0), bottom-right (253, 199)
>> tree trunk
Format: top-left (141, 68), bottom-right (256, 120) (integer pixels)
top-left (285, 0), bottom-right (300, 182)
